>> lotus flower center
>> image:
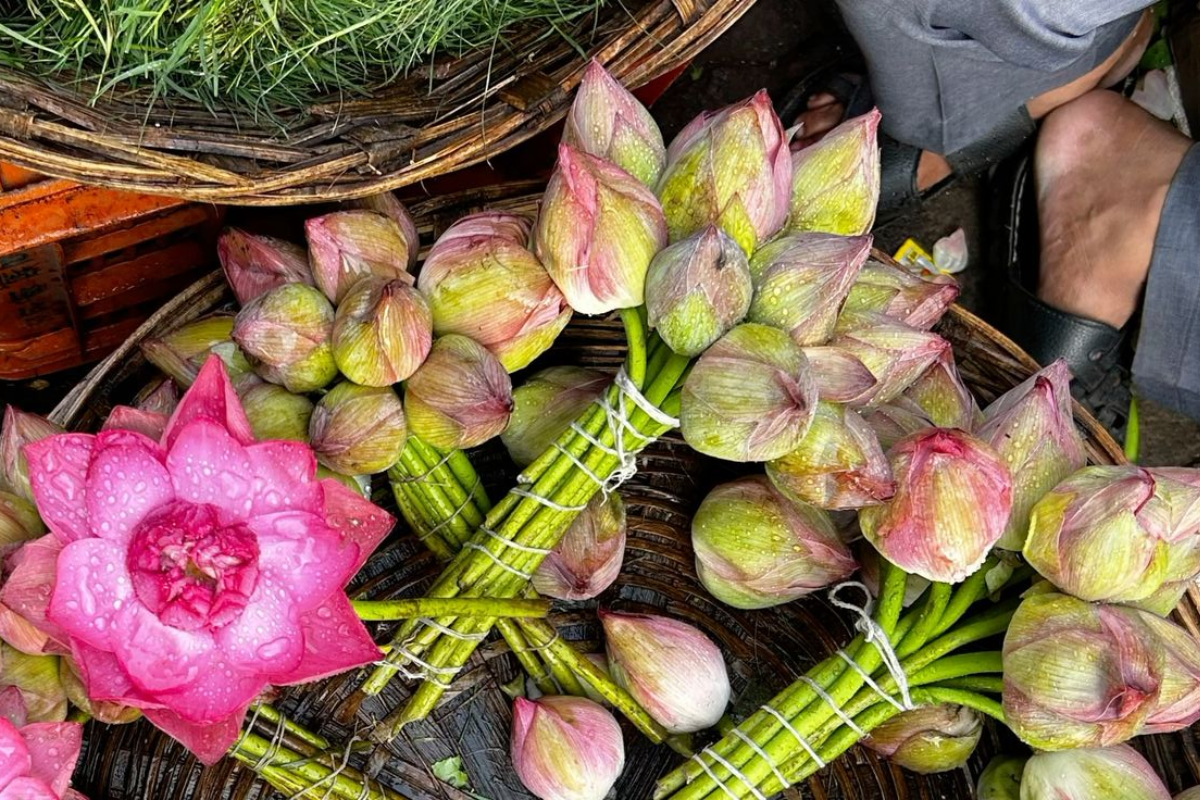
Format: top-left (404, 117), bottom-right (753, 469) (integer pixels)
top-left (127, 501), bottom-right (260, 631)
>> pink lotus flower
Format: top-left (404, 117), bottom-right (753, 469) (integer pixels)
top-left (0, 686), bottom-right (84, 799)
top-left (511, 695), bottom-right (625, 800)
top-left (23, 359), bottom-right (393, 764)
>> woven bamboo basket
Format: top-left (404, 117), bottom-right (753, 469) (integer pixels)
top-left (52, 184), bottom-right (1200, 798)
top-left (0, 0), bottom-right (754, 207)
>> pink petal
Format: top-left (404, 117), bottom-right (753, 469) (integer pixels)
top-left (166, 420), bottom-right (255, 518)
top-left (0, 689), bottom-right (26, 728)
top-left (0, 719), bottom-right (31, 788)
top-left (214, 574), bottom-right (303, 675)
top-left (152, 650), bottom-right (263, 725)
top-left (46, 539), bottom-right (132, 654)
top-left (244, 441), bottom-right (320, 516)
top-left (162, 358), bottom-right (254, 451)
top-left (101, 406), bottom-right (168, 441)
top-left (20, 722), bottom-right (82, 796)
top-left (273, 594), bottom-right (380, 685)
top-left (69, 643), bottom-right (157, 710)
top-left (109, 605), bottom-right (216, 696)
top-left (1, 538), bottom-right (69, 653)
top-left (142, 706), bottom-right (245, 766)
top-left (319, 479), bottom-right (394, 574)
top-left (84, 434), bottom-right (173, 544)
top-left (24, 435), bottom-right (94, 544)
top-left (250, 514), bottom-right (359, 609)
top-left (0, 776), bottom-right (56, 800)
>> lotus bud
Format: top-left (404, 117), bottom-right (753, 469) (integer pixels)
top-left (332, 277), bottom-right (433, 386)
top-left (767, 402), bottom-right (894, 510)
top-left (419, 213), bottom-right (571, 372)
top-left (681, 323), bottom-right (818, 462)
top-left (861, 403), bottom-right (933, 451)
top-left (644, 226), bottom-right (753, 357)
top-left (240, 384), bottom-right (314, 442)
top-left (838, 261), bottom-right (960, 332)
top-left (316, 466), bottom-right (371, 499)
top-left (0, 644), bottom-right (66, 722)
top-left (135, 380), bottom-right (179, 416)
top-left (309, 382), bottom-right (407, 475)
top-left (502, 367), bottom-right (611, 467)
top-left (511, 695), bottom-right (624, 800)
top-left (692, 476), bottom-right (856, 609)
top-left (1003, 592), bottom-right (1162, 750)
top-left (658, 91), bottom-right (792, 254)
top-left (828, 324), bottom-right (951, 408)
top-left (101, 406), bottom-right (168, 440)
top-left (1179, 789), bottom-right (1200, 800)
top-left (533, 493), bottom-right (626, 601)
top-left (979, 360), bottom-right (1086, 550)
top-left (787, 109), bottom-right (881, 236)
top-left (747, 232), bottom-right (872, 346)
top-left (306, 211), bottom-right (415, 303)
top-left (600, 610), bottom-right (730, 733)
top-left (0, 408), bottom-right (62, 503)
top-left (536, 144), bottom-right (668, 315)
top-left (217, 228), bottom-right (313, 305)
top-left (1021, 746), bottom-right (1170, 800)
top-left (141, 314), bottom-right (255, 390)
top-left (977, 755), bottom-right (1025, 800)
top-left (801, 346), bottom-right (878, 404)
top-left (898, 349), bottom-right (982, 431)
top-left (859, 428), bottom-right (1012, 583)
top-left (1127, 608), bottom-right (1200, 734)
top-left (0, 492), bottom-right (43, 555)
top-left (405, 335), bottom-right (513, 450)
top-left (233, 283), bottom-right (338, 393)
top-left (564, 60), bottom-right (667, 187)
top-left (342, 193), bottom-right (420, 270)
top-left (60, 658), bottom-right (140, 725)
top-left (858, 543), bottom-right (930, 607)
top-left (1024, 466), bottom-right (1200, 614)
top-left (862, 704), bottom-right (983, 774)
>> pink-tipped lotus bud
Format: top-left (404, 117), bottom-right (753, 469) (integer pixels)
top-left (828, 324), bottom-right (951, 408)
top-left (240, 383), bottom-right (314, 442)
top-left (802, 346), bottom-right (879, 404)
top-left (787, 109), bottom-right (881, 236)
top-left (419, 213), bottom-right (571, 372)
top-left (658, 91), bottom-right (792, 254)
top-left (1003, 592), bottom-right (1162, 750)
top-left (405, 335), bottom-right (513, 450)
top-left (217, 228), bottom-right (313, 305)
top-left (0, 408), bottom-right (61, 503)
top-left (141, 314), bottom-right (255, 390)
top-left (600, 610), bottom-right (730, 733)
top-left (0, 492), bottom-right (43, 556)
top-left (645, 225), bottom-right (753, 356)
top-left (980, 360), bottom-right (1086, 550)
top-left (502, 367), bottom-right (610, 467)
top-left (511, 695), bottom-right (624, 800)
top-left (977, 755), bottom-right (1026, 800)
top-left (135, 380), bottom-right (179, 416)
top-left (0, 644), bottom-right (67, 722)
top-left (1127, 607), bottom-right (1200, 734)
top-left (859, 428), bottom-right (1012, 583)
top-left (861, 403), bottom-right (933, 451)
top-left (767, 402), bottom-right (895, 510)
top-left (747, 232), bottom-right (872, 346)
top-left (305, 211), bottom-right (415, 303)
top-left (858, 543), bottom-right (930, 607)
top-left (863, 704), bottom-right (983, 774)
top-left (332, 277), bottom-right (433, 386)
top-left (681, 323), bottom-right (818, 462)
top-left (233, 284), bottom-right (338, 393)
top-left (899, 349), bottom-right (982, 430)
top-left (839, 261), bottom-right (960, 332)
top-left (533, 493), bottom-right (626, 601)
top-left (692, 475), bottom-right (856, 609)
top-left (536, 145), bottom-right (668, 315)
top-left (1024, 466), bottom-right (1200, 615)
top-left (342, 193), bottom-right (420, 270)
top-left (1021, 746), bottom-right (1170, 800)
top-left (309, 382), bottom-right (407, 475)
top-left (565, 60), bottom-right (667, 187)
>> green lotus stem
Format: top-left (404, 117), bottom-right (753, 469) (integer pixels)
top-left (935, 675), bottom-right (1006, 694)
top-left (896, 582), bottom-right (952, 658)
top-left (927, 561), bottom-right (996, 639)
top-left (497, 619), bottom-right (557, 696)
top-left (352, 598), bottom-right (550, 620)
top-left (251, 703), bottom-right (329, 751)
top-left (231, 731), bottom-right (405, 800)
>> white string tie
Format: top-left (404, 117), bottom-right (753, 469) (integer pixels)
top-left (760, 704), bottom-right (825, 769)
top-left (415, 477), bottom-right (481, 541)
top-left (703, 748), bottom-right (767, 800)
top-left (465, 542), bottom-right (532, 579)
top-left (800, 676), bottom-right (866, 736)
top-left (614, 368), bottom-right (680, 427)
top-left (733, 729), bottom-right (789, 788)
top-left (510, 486), bottom-right (588, 512)
top-left (692, 754), bottom-right (738, 800)
top-left (285, 735), bottom-right (357, 800)
top-left (250, 712), bottom-right (289, 771)
top-left (395, 645), bottom-right (464, 677)
top-left (480, 525), bottom-right (553, 555)
top-left (418, 617), bottom-right (487, 641)
top-left (828, 581), bottom-right (914, 711)
top-left (570, 421), bottom-right (620, 457)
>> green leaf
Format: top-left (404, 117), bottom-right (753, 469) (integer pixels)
top-left (432, 756), bottom-right (471, 790)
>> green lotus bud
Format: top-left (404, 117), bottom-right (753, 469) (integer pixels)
top-left (240, 383), bottom-right (314, 442)
top-left (838, 260), bottom-right (960, 332)
top-left (405, 335), bottom-right (513, 450)
top-left (747, 232), bottom-right (872, 345)
top-left (767, 402), bottom-right (895, 511)
top-left (532, 493), bottom-right (626, 601)
top-left (233, 283), bottom-right (338, 393)
top-left (0, 408), bottom-right (62, 504)
top-left (341, 192), bottom-right (420, 271)
top-left (976, 755), bottom-right (1026, 800)
top-left (332, 277), bottom-right (433, 386)
top-left (1131, 607), bottom-right (1200, 734)
top-left (309, 382), bottom-right (407, 475)
top-left (861, 403), bottom-right (933, 451)
top-left (0, 491), bottom-right (43, 555)
top-left (1178, 789), bottom-right (1200, 800)
top-left (306, 210), bottom-right (415, 303)
top-left (692, 475), bottom-right (856, 609)
top-left (827, 324), bottom-right (951, 408)
top-left (141, 313), bottom-right (255, 389)
top-left (645, 225), bottom-right (753, 356)
top-left (564, 60), bottom-right (667, 187)
top-left (418, 213), bottom-right (570, 372)
top-left (786, 109), bottom-right (880, 236)
top-left (316, 466), bottom-right (371, 497)
top-left (1002, 592), bottom-right (1162, 750)
top-left (1021, 746), bottom-right (1170, 800)
top-left (802, 346), bottom-right (879, 403)
top-left (217, 227), bottom-right (313, 305)
top-left (681, 323), bottom-right (818, 462)
top-left (862, 704), bottom-right (983, 774)
top-left (0, 643), bottom-right (66, 722)
top-left (502, 367), bottom-right (610, 467)
top-left (134, 380), bottom-right (179, 416)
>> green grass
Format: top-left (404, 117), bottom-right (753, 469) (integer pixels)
top-left (0, 0), bottom-right (606, 119)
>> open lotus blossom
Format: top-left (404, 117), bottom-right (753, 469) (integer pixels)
top-left (0, 687), bottom-right (85, 800)
top-left (217, 228), bottom-right (313, 306)
top-left (23, 359), bottom-right (393, 764)
top-left (564, 60), bottom-right (667, 188)
top-left (786, 109), bottom-right (881, 237)
top-left (1021, 746), bottom-right (1171, 800)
